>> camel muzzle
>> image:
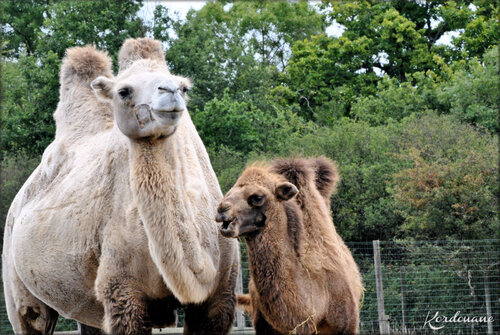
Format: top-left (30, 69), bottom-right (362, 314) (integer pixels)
top-left (220, 217), bottom-right (240, 238)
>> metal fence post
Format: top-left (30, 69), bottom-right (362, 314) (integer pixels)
top-left (483, 268), bottom-right (493, 335)
top-left (373, 240), bottom-right (390, 334)
top-left (400, 266), bottom-right (407, 335)
top-left (236, 261), bottom-right (245, 330)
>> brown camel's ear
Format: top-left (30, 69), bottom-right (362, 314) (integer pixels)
top-left (275, 182), bottom-right (299, 201)
top-left (91, 76), bottom-right (115, 101)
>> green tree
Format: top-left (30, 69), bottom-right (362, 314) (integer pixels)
top-left (36, 1), bottom-right (147, 67)
top-left (452, 0), bottom-right (499, 59)
top-left (1, 55), bottom-right (59, 156)
top-left (351, 76), bottom-right (427, 125)
top-left (286, 34), bottom-right (379, 123)
top-left (194, 89), bottom-right (315, 155)
top-left (1, 0), bottom-right (47, 57)
top-left (285, 0), bottom-right (498, 123)
top-left (437, 46), bottom-right (499, 134)
top-left (351, 46), bottom-right (499, 131)
top-left (153, 1), bottom-right (325, 113)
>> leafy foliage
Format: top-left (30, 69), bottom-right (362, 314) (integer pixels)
top-left (437, 46), bottom-right (499, 134)
top-left (0, 0), bottom-right (498, 246)
top-left (194, 89), bottom-right (315, 155)
top-left (154, 1), bottom-right (325, 113)
top-left (390, 113), bottom-right (499, 240)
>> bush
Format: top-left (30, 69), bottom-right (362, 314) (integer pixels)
top-left (390, 113), bottom-right (499, 240)
top-left (193, 89), bottom-right (315, 155)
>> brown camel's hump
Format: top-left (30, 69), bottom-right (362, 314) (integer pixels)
top-left (270, 158), bottom-right (313, 190)
top-left (60, 45), bottom-right (112, 86)
top-left (271, 157), bottom-right (340, 204)
top-left (118, 38), bottom-right (166, 72)
top-left (309, 156), bottom-right (340, 198)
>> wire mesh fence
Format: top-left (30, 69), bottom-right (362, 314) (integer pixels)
top-left (351, 239), bottom-right (500, 334)
top-left (1, 239), bottom-right (498, 334)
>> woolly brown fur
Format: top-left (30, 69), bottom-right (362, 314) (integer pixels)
top-left (222, 158), bottom-right (363, 335)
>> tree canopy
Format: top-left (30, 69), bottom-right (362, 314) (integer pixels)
top-left (1, 0), bottom-right (498, 241)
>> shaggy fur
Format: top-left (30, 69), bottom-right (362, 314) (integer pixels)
top-left (309, 156), bottom-right (340, 207)
top-left (62, 45), bottom-right (113, 83)
top-left (118, 38), bottom-right (166, 72)
top-left (3, 38), bottom-right (238, 335)
top-left (54, 45), bottom-right (114, 141)
top-left (271, 156), bottom-right (340, 209)
top-left (219, 158), bottom-right (363, 335)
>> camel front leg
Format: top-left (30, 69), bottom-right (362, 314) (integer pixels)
top-left (253, 309), bottom-right (282, 335)
top-left (97, 278), bottom-right (151, 335)
top-left (182, 295), bottom-right (235, 335)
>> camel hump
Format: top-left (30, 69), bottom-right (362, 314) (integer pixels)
top-left (271, 157), bottom-right (340, 198)
top-left (118, 38), bottom-right (166, 72)
top-left (60, 45), bottom-right (112, 86)
top-left (271, 158), bottom-right (313, 190)
top-left (310, 156), bottom-right (340, 198)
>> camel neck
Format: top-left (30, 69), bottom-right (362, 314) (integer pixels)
top-left (127, 134), bottom-right (218, 303)
top-left (244, 206), bottom-right (315, 331)
top-left (246, 229), bottom-right (294, 283)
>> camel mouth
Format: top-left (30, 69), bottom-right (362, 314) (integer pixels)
top-left (221, 218), bottom-right (238, 238)
top-left (154, 109), bottom-right (185, 124)
top-left (155, 108), bottom-right (182, 116)
top-left (222, 218), bottom-right (234, 230)
top-left (220, 214), bottom-right (266, 238)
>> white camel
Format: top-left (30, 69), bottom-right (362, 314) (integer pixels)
top-left (2, 38), bottom-right (239, 335)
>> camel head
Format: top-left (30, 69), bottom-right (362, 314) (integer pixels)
top-left (216, 166), bottom-right (298, 238)
top-left (90, 60), bottom-right (191, 140)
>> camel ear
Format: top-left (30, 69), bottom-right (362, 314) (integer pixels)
top-left (275, 182), bottom-right (299, 201)
top-left (91, 76), bottom-right (114, 101)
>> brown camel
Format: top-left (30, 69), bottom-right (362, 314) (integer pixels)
top-left (216, 157), bottom-right (363, 335)
top-left (3, 38), bottom-right (239, 335)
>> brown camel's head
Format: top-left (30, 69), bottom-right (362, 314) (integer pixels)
top-left (91, 51), bottom-right (191, 140)
top-left (216, 166), bottom-right (298, 238)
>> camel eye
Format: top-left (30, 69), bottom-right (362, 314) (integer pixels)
top-left (248, 194), bottom-right (265, 207)
top-left (182, 86), bottom-right (189, 94)
top-left (118, 87), bottom-right (131, 99)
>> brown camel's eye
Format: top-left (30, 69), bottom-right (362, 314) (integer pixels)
top-left (118, 87), bottom-right (131, 99)
top-left (248, 194), bottom-right (265, 207)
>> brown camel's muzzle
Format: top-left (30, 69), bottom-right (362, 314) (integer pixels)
top-left (218, 217), bottom-right (240, 238)
top-left (216, 208), bottom-right (266, 238)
